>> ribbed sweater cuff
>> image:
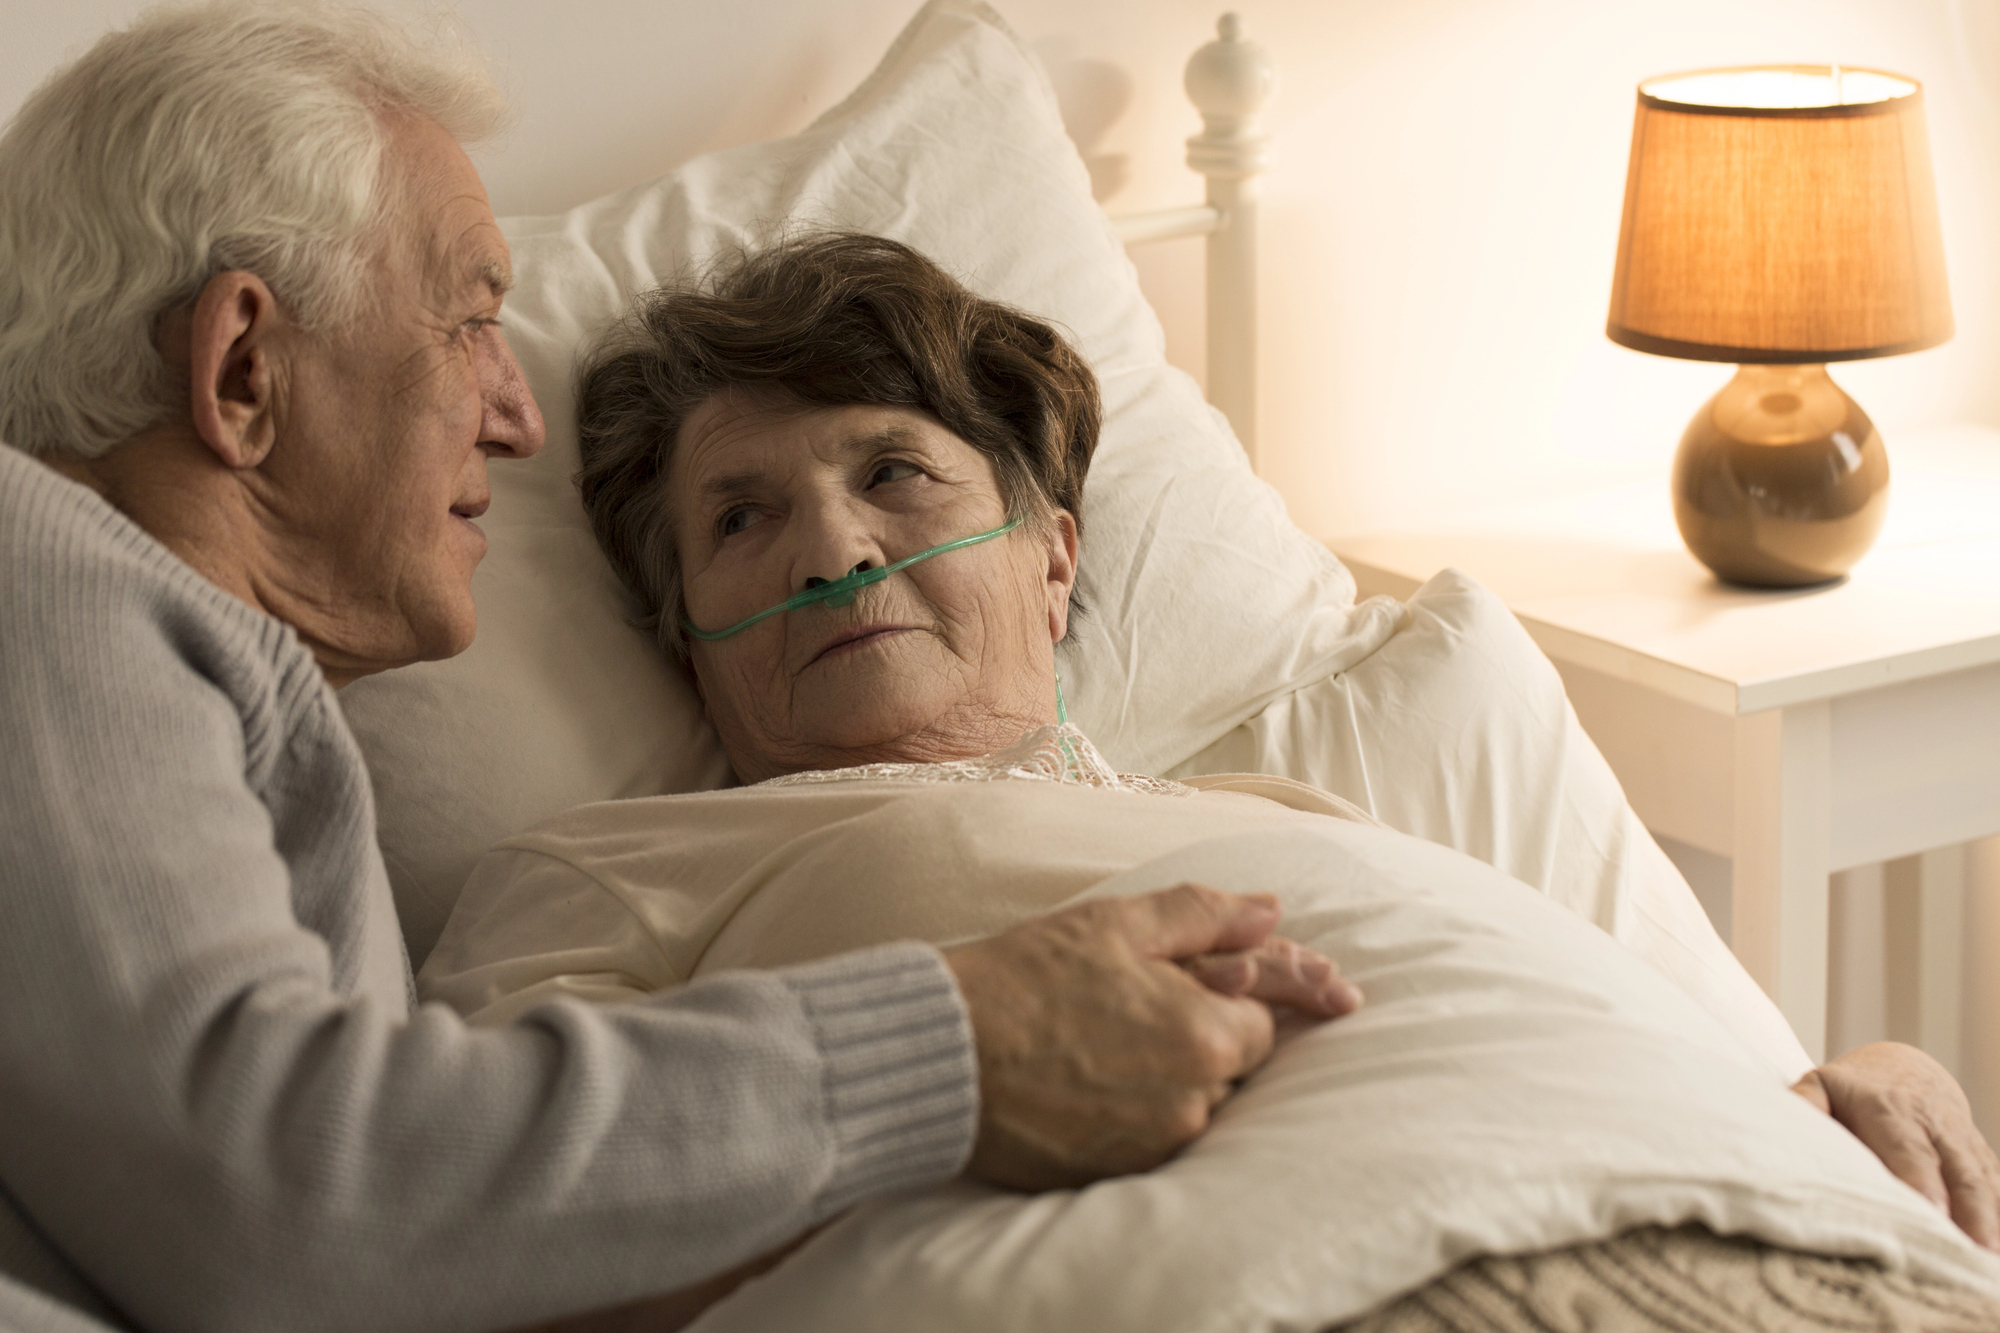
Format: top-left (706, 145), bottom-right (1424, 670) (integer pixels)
top-left (780, 942), bottom-right (978, 1215)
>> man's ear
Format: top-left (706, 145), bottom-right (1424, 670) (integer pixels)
top-left (182, 270), bottom-right (284, 470)
top-left (1044, 510), bottom-right (1079, 644)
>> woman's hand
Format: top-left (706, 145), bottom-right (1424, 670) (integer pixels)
top-left (945, 883), bottom-right (1360, 1193)
top-left (1792, 1041), bottom-right (2000, 1251)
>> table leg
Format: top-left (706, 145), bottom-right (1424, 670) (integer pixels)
top-left (1920, 846), bottom-right (1967, 1076)
top-left (1886, 847), bottom-right (1967, 1074)
top-left (1732, 702), bottom-right (1832, 1063)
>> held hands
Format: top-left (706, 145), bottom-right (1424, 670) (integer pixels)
top-left (1792, 1041), bottom-right (2000, 1251)
top-left (943, 883), bottom-right (1361, 1192)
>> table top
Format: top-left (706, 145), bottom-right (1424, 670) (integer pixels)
top-left (1326, 424), bottom-right (2000, 715)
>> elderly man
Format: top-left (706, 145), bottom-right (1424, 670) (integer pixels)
top-left (0, 6), bottom-right (1351, 1332)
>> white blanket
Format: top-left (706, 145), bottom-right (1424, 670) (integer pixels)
top-left (688, 821), bottom-right (2000, 1332)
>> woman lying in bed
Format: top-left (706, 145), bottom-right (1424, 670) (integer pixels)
top-left (419, 234), bottom-right (2000, 1329)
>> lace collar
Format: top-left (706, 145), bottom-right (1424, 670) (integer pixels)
top-left (757, 723), bottom-right (1195, 798)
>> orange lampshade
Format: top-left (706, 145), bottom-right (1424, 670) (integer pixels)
top-left (1607, 66), bottom-right (1952, 363)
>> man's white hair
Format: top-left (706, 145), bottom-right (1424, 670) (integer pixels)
top-left (0, 2), bottom-right (507, 459)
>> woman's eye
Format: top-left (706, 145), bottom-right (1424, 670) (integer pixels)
top-left (869, 461), bottom-right (921, 487)
top-left (720, 508), bottom-right (762, 538)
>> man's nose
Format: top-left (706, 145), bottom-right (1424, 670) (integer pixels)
top-left (479, 329), bottom-right (545, 459)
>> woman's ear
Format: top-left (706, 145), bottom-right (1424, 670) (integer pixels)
top-left (181, 270), bottom-right (285, 470)
top-left (1044, 510), bottom-right (1079, 644)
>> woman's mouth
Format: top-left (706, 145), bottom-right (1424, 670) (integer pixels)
top-left (810, 625), bottom-right (911, 665)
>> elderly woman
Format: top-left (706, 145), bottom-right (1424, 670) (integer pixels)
top-left (419, 232), bottom-right (1370, 1069)
top-left (419, 235), bottom-right (1386, 1016)
top-left (420, 233), bottom-right (2000, 1314)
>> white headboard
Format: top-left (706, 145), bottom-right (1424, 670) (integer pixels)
top-left (1108, 14), bottom-right (1275, 471)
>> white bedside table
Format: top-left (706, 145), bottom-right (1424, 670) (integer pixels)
top-left (1327, 425), bottom-right (2000, 1065)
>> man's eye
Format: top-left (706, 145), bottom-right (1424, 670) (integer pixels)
top-left (869, 461), bottom-right (921, 487)
top-left (720, 508), bottom-right (762, 538)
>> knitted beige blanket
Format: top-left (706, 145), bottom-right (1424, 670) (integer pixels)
top-left (1343, 1226), bottom-right (2000, 1333)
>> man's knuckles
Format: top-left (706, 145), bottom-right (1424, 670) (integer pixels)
top-left (1134, 882), bottom-right (1278, 953)
top-left (1154, 1007), bottom-right (1257, 1085)
top-left (1157, 1090), bottom-right (1213, 1146)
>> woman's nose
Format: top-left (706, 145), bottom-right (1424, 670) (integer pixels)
top-left (803, 560), bottom-right (875, 592)
top-left (792, 502), bottom-right (886, 593)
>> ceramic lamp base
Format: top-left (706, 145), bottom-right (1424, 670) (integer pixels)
top-left (1671, 364), bottom-right (1890, 588)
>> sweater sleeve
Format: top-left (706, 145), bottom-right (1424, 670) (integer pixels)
top-left (0, 485), bottom-right (978, 1333)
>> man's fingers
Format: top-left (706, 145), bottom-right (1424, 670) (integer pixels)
top-left (948, 893), bottom-right (1295, 1192)
top-left (1177, 988), bottom-right (1277, 1086)
top-left (1125, 883), bottom-right (1280, 961)
top-left (1182, 951), bottom-right (1258, 996)
top-left (1183, 941), bottom-right (1363, 1018)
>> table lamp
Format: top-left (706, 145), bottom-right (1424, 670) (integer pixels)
top-left (1606, 66), bottom-right (1953, 587)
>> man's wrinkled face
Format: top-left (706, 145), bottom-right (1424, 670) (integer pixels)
top-left (670, 393), bottom-right (1077, 783)
top-left (264, 110), bottom-right (543, 679)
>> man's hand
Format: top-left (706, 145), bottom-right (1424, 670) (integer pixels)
top-left (944, 883), bottom-right (1361, 1192)
top-left (1792, 1041), bottom-right (2000, 1251)
top-left (1181, 934), bottom-right (1362, 1013)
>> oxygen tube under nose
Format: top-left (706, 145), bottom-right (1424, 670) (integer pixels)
top-left (682, 511), bottom-right (1080, 771)
top-left (680, 516), bottom-right (1024, 642)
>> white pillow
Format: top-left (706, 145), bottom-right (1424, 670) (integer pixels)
top-left (1168, 568), bottom-right (1814, 1081)
top-left (687, 823), bottom-right (2000, 1332)
top-left (338, 0), bottom-right (1402, 961)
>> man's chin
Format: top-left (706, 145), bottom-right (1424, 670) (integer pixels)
top-left (398, 591), bottom-right (479, 666)
top-left (423, 606), bottom-right (479, 662)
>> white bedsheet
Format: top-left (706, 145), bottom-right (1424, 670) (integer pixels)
top-left (689, 822), bottom-right (2000, 1332)
top-left (1173, 569), bottom-right (1815, 1084)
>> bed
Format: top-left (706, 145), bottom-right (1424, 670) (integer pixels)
top-left (334, 3), bottom-right (2000, 1328)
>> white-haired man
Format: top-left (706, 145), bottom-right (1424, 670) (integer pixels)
top-left (0, 6), bottom-right (1353, 1331)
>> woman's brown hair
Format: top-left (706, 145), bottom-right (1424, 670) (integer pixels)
top-left (575, 232), bottom-right (1099, 653)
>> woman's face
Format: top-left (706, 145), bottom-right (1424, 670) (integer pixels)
top-left (669, 390), bottom-right (1079, 782)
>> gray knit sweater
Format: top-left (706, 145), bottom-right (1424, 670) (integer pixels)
top-left (0, 442), bottom-right (979, 1333)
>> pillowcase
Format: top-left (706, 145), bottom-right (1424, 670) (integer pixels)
top-left (338, 0), bottom-right (1402, 962)
top-left (1168, 567), bottom-right (1815, 1081)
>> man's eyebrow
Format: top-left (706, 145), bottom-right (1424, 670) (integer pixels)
top-left (469, 254), bottom-right (513, 299)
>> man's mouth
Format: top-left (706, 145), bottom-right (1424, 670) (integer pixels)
top-left (450, 496), bottom-right (491, 522)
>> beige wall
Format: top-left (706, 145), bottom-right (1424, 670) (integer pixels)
top-left (8, 0), bottom-right (1997, 536)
